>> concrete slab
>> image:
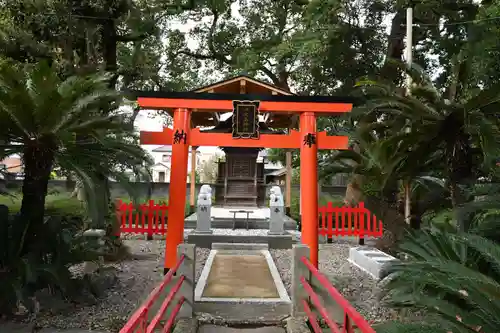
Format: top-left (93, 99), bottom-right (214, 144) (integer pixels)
top-left (211, 207), bottom-right (271, 220)
top-left (184, 215), bottom-right (297, 230)
top-left (285, 318), bottom-right (310, 333)
top-left (187, 233), bottom-right (294, 249)
top-left (212, 243), bottom-right (269, 251)
top-left (194, 246), bottom-right (291, 321)
top-left (185, 207), bottom-right (270, 221)
top-left (198, 324), bottom-right (285, 333)
top-left (195, 302), bottom-right (291, 323)
top-left (202, 253), bottom-right (279, 298)
top-left (172, 318), bottom-right (198, 333)
top-left (348, 246), bottom-right (398, 279)
top-left (195, 249), bottom-right (290, 303)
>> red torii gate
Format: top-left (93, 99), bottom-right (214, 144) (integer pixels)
top-left (133, 86), bottom-right (352, 273)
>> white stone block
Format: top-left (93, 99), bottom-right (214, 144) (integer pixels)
top-left (348, 246), bottom-right (398, 280)
top-left (82, 229), bottom-right (106, 237)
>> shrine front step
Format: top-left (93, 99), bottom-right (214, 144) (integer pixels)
top-left (194, 301), bottom-right (291, 323)
top-left (184, 216), bottom-right (297, 231)
top-left (186, 233), bottom-right (295, 249)
top-left (224, 199), bottom-right (258, 207)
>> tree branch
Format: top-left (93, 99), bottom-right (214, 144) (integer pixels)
top-left (176, 7), bottom-right (232, 65)
top-left (176, 50), bottom-right (216, 60)
top-left (117, 33), bottom-right (149, 42)
top-left (258, 65), bottom-right (281, 86)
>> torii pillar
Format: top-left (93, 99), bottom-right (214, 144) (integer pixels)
top-left (300, 112), bottom-right (319, 267)
top-left (164, 108), bottom-right (191, 274)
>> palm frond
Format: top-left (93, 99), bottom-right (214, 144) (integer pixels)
top-left (382, 229), bottom-right (500, 333)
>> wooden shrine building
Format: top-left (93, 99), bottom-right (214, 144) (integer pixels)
top-left (203, 119), bottom-right (287, 207)
top-left (132, 74), bottom-right (354, 272)
top-left (194, 76), bottom-right (294, 208)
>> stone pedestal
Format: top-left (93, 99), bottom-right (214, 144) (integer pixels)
top-left (81, 229), bottom-right (106, 274)
top-left (195, 185), bottom-right (213, 234)
top-left (268, 186), bottom-right (286, 235)
top-left (291, 244), bottom-right (310, 317)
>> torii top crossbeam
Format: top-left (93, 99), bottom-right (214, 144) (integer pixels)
top-left (137, 91), bottom-right (354, 150)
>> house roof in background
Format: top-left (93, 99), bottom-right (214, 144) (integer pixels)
top-left (267, 168), bottom-right (287, 177)
top-left (152, 146), bottom-right (199, 153)
top-left (152, 162), bottom-right (169, 168)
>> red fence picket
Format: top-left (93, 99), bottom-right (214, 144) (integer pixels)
top-left (116, 200), bottom-right (169, 237)
top-left (318, 202), bottom-right (383, 238)
top-left (300, 256), bottom-right (377, 333)
top-left (120, 255), bottom-right (186, 333)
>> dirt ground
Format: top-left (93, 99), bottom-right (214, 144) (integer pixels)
top-left (1, 240), bottom-right (210, 333)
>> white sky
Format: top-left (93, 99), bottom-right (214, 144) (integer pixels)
top-left (135, 11), bottom-right (217, 154)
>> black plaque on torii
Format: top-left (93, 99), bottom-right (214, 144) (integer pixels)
top-left (232, 100), bottom-right (260, 139)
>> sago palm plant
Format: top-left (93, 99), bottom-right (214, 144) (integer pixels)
top-left (0, 61), bottom-right (152, 255)
top-left (381, 228), bottom-right (500, 333)
top-left (352, 61), bottom-right (500, 231)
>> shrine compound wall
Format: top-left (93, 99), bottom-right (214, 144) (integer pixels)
top-left (5, 180), bottom-right (346, 200)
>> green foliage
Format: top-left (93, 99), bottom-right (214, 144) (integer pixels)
top-left (423, 209), bottom-right (455, 230)
top-left (0, 61), bottom-right (152, 230)
top-left (198, 155), bottom-right (219, 183)
top-left (0, 193), bottom-right (84, 215)
top-left (374, 321), bottom-right (447, 333)
top-left (116, 195), bottom-right (193, 218)
top-left (381, 228), bottom-right (500, 333)
top-left (289, 191), bottom-right (343, 222)
top-left (0, 205), bottom-right (100, 315)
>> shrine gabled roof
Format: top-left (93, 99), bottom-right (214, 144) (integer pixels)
top-left (192, 74), bottom-right (294, 96)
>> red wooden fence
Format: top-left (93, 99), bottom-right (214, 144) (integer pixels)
top-left (300, 256), bottom-right (377, 333)
top-left (120, 255), bottom-right (186, 333)
top-left (116, 200), bottom-right (169, 237)
top-left (318, 202), bottom-right (383, 238)
top-left (116, 200), bottom-right (383, 240)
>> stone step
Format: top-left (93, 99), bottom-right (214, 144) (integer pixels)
top-left (212, 242), bottom-right (269, 251)
top-left (195, 302), bottom-right (291, 323)
top-left (197, 324), bottom-right (286, 333)
top-left (184, 218), bottom-right (297, 231)
top-left (186, 234), bottom-right (294, 249)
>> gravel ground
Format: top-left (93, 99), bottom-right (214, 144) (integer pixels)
top-left (4, 240), bottom-right (210, 332)
top-left (270, 242), bottom-right (396, 324)
top-left (4, 232), bottom-right (393, 331)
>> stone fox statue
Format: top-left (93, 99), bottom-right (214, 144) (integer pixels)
top-left (198, 184), bottom-right (212, 206)
top-left (269, 186), bottom-right (284, 213)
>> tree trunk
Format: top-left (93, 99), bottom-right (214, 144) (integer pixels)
top-left (380, 9), bottom-right (406, 82)
top-left (20, 137), bottom-right (56, 253)
top-left (343, 143), bottom-right (363, 206)
top-left (449, 181), bottom-right (468, 231)
top-left (65, 172), bottom-right (74, 191)
top-left (410, 190), bottom-right (421, 230)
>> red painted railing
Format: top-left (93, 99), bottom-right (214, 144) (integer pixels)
top-left (299, 256), bottom-right (377, 333)
top-left (318, 202), bottom-right (383, 238)
top-left (116, 200), bottom-right (169, 237)
top-left (120, 255), bottom-right (185, 333)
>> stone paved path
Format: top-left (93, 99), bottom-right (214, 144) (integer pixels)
top-left (198, 324), bottom-right (285, 333)
top-left (203, 252), bottom-right (278, 298)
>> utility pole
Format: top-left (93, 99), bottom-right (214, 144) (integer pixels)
top-left (404, 7), bottom-right (413, 225)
